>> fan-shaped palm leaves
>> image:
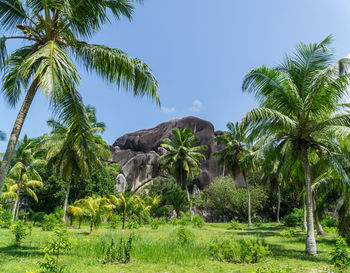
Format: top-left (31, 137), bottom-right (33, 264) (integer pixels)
top-left (109, 192), bottom-right (134, 229)
top-left (0, 0), bottom-right (159, 198)
top-left (44, 106), bottom-right (111, 222)
top-left (158, 128), bottom-right (207, 220)
top-left (241, 35), bottom-right (350, 255)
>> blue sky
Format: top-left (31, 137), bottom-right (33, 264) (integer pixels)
top-left (1, 0), bottom-right (350, 151)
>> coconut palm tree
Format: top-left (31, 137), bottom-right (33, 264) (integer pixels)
top-left (0, 0), bottom-right (159, 198)
top-left (158, 128), bottom-right (207, 221)
top-left (132, 195), bottom-right (150, 226)
top-left (241, 35), bottom-right (350, 255)
top-left (73, 196), bottom-right (113, 233)
top-left (214, 122), bottom-right (257, 227)
top-left (109, 192), bottom-right (134, 229)
top-left (66, 205), bottom-right (85, 228)
top-left (6, 135), bottom-right (44, 221)
top-left (44, 105), bottom-right (111, 222)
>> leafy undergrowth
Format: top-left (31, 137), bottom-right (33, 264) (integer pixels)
top-left (0, 222), bottom-right (340, 273)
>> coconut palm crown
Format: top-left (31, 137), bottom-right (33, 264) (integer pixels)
top-left (241, 35), bottom-right (350, 255)
top-left (0, 0), bottom-right (159, 197)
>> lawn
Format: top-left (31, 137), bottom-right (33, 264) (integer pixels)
top-left (0, 222), bottom-right (339, 273)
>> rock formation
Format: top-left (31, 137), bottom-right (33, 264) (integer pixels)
top-left (111, 116), bottom-right (245, 192)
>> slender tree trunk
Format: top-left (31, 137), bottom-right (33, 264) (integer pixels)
top-left (12, 176), bottom-right (23, 222)
top-left (90, 221), bottom-right (93, 233)
top-left (78, 219), bottom-right (81, 229)
top-left (12, 199), bottom-right (18, 222)
top-left (122, 213), bottom-right (126, 229)
top-left (69, 217), bottom-right (73, 227)
top-left (303, 197), bottom-right (307, 231)
top-left (315, 213), bottom-right (325, 235)
top-left (0, 80), bottom-right (39, 197)
top-left (277, 184), bottom-right (281, 224)
top-left (62, 181), bottom-right (72, 222)
top-left (139, 214), bottom-right (142, 227)
top-left (185, 184), bottom-right (192, 221)
top-left (302, 147), bottom-right (317, 256)
top-left (243, 172), bottom-right (252, 227)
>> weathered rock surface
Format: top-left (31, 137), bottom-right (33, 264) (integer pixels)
top-left (111, 116), bottom-right (245, 192)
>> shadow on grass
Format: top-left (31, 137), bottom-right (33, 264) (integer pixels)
top-left (236, 231), bottom-right (280, 238)
top-left (0, 244), bottom-right (41, 257)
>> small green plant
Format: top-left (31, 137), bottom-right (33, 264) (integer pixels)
top-left (126, 215), bottom-right (139, 229)
top-left (178, 211), bottom-right (190, 226)
top-left (150, 218), bottom-right (159, 230)
top-left (322, 215), bottom-right (339, 228)
top-left (192, 214), bottom-right (205, 228)
top-left (283, 208), bottom-right (303, 227)
top-left (253, 217), bottom-right (262, 227)
top-left (38, 225), bottom-right (75, 273)
top-left (109, 214), bottom-right (121, 229)
top-left (174, 226), bottom-right (195, 245)
top-left (42, 214), bottom-right (60, 231)
top-left (331, 237), bottom-right (350, 273)
top-left (11, 220), bottom-right (27, 246)
top-left (101, 234), bottom-right (133, 264)
top-left (255, 264), bottom-right (291, 273)
top-left (169, 217), bottom-right (180, 225)
top-left (227, 220), bottom-right (240, 230)
top-left (0, 207), bottom-right (12, 228)
top-left (209, 237), bottom-right (271, 264)
top-left (159, 216), bottom-right (167, 225)
top-left (27, 222), bottom-right (33, 236)
top-left (280, 228), bottom-right (295, 238)
top-left (324, 226), bottom-right (338, 234)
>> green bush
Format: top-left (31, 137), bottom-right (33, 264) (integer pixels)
top-left (169, 217), bottom-right (180, 225)
top-left (283, 208), bottom-right (303, 227)
top-left (253, 217), bottom-right (262, 227)
top-left (331, 237), bottom-right (350, 273)
top-left (109, 214), bottom-right (121, 229)
top-left (159, 216), bottom-right (167, 225)
top-left (178, 212), bottom-right (190, 226)
top-left (209, 237), bottom-right (271, 264)
top-left (279, 228), bottom-right (295, 238)
top-left (227, 220), bottom-right (240, 230)
top-left (11, 220), bottom-right (27, 245)
top-left (174, 226), bottom-right (195, 245)
top-left (126, 216), bottom-right (139, 230)
top-left (27, 222), bottom-right (33, 236)
top-left (322, 215), bottom-right (338, 228)
top-left (150, 218), bottom-right (159, 230)
top-left (192, 214), bottom-right (205, 228)
top-left (255, 264), bottom-right (291, 273)
top-left (101, 235), bottom-right (133, 264)
top-left (324, 226), bottom-right (338, 234)
top-left (42, 214), bottom-right (60, 231)
top-left (0, 207), bottom-right (12, 229)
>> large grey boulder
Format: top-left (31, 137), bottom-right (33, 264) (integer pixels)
top-left (111, 116), bottom-right (243, 192)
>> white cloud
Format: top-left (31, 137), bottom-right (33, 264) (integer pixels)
top-left (162, 107), bottom-right (176, 114)
top-left (187, 99), bottom-right (203, 112)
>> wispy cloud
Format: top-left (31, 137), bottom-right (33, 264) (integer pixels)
top-left (162, 107), bottom-right (176, 114)
top-left (187, 100), bottom-right (203, 112)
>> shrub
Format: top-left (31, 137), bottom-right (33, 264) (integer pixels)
top-left (42, 214), bottom-right (60, 231)
top-left (283, 208), bottom-right (303, 227)
top-left (150, 218), bottom-right (159, 230)
top-left (227, 220), bottom-right (240, 230)
top-left (126, 216), bottom-right (139, 229)
top-left (178, 212), bottom-right (190, 226)
top-left (209, 237), bottom-right (271, 264)
top-left (279, 228), bottom-right (295, 238)
top-left (159, 216), bottom-right (167, 225)
top-left (109, 214), bottom-right (121, 229)
top-left (174, 226), bottom-right (195, 245)
top-left (192, 214), bottom-right (205, 228)
top-left (169, 217), bottom-right (180, 225)
top-left (101, 234), bottom-right (133, 264)
top-left (38, 225), bottom-right (75, 273)
top-left (253, 217), bottom-right (262, 227)
top-left (324, 226), bottom-right (338, 234)
top-left (11, 220), bottom-right (27, 246)
top-left (27, 222), bottom-right (33, 236)
top-left (331, 237), bottom-right (350, 273)
top-left (322, 215), bottom-right (338, 228)
top-left (0, 207), bottom-right (12, 228)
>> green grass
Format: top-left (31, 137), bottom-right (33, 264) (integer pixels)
top-left (0, 222), bottom-right (341, 273)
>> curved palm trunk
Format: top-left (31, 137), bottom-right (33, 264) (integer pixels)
top-left (12, 173), bottom-right (23, 222)
top-left (243, 172), bottom-right (252, 228)
top-left (302, 148), bottom-right (317, 256)
top-left (62, 181), bottom-right (72, 222)
top-left (315, 213), bottom-right (325, 235)
top-left (185, 184), bottom-right (192, 221)
top-left (0, 80), bottom-right (39, 197)
top-left (303, 196), bottom-right (307, 231)
top-left (277, 184), bottom-right (281, 224)
top-left (122, 212), bottom-right (126, 229)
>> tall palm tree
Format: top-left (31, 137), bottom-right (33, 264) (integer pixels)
top-left (73, 195), bottom-right (113, 233)
top-left (0, 0), bottom-right (159, 198)
top-left (241, 35), bottom-right (350, 255)
top-left (158, 128), bottom-right (207, 220)
top-left (44, 106), bottom-right (111, 222)
top-left (6, 135), bottom-right (44, 220)
top-left (215, 122), bottom-right (256, 227)
top-left (109, 192), bottom-right (134, 229)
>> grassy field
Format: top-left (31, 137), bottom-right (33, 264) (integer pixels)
top-left (0, 222), bottom-right (340, 273)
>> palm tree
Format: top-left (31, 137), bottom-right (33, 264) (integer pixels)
top-left (44, 105), bottom-right (111, 222)
top-left (66, 205), bottom-right (85, 229)
top-left (73, 196), bottom-right (113, 233)
top-left (132, 195), bottom-right (150, 226)
top-left (158, 128), bottom-right (207, 220)
top-left (241, 35), bottom-right (350, 255)
top-left (109, 192), bottom-right (134, 229)
top-left (145, 195), bottom-right (160, 217)
top-left (6, 135), bottom-right (44, 221)
top-left (215, 122), bottom-right (256, 227)
top-left (0, 0), bottom-right (159, 198)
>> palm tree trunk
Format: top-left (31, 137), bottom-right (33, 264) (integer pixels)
top-left (0, 80), bottom-right (39, 197)
top-left (302, 147), bottom-right (317, 256)
top-left (139, 215), bottom-right (142, 227)
top-left (315, 213), bottom-right (325, 235)
top-left (185, 184), bottom-right (192, 221)
top-left (62, 181), bottom-right (72, 222)
top-left (303, 196), bottom-right (307, 231)
top-left (122, 213), bottom-right (126, 229)
top-left (243, 172), bottom-right (252, 227)
top-left (12, 177), bottom-right (23, 222)
top-left (90, 221), bottom-right (94, 233)
top-left (277, 184), bottom-right (281, 224)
